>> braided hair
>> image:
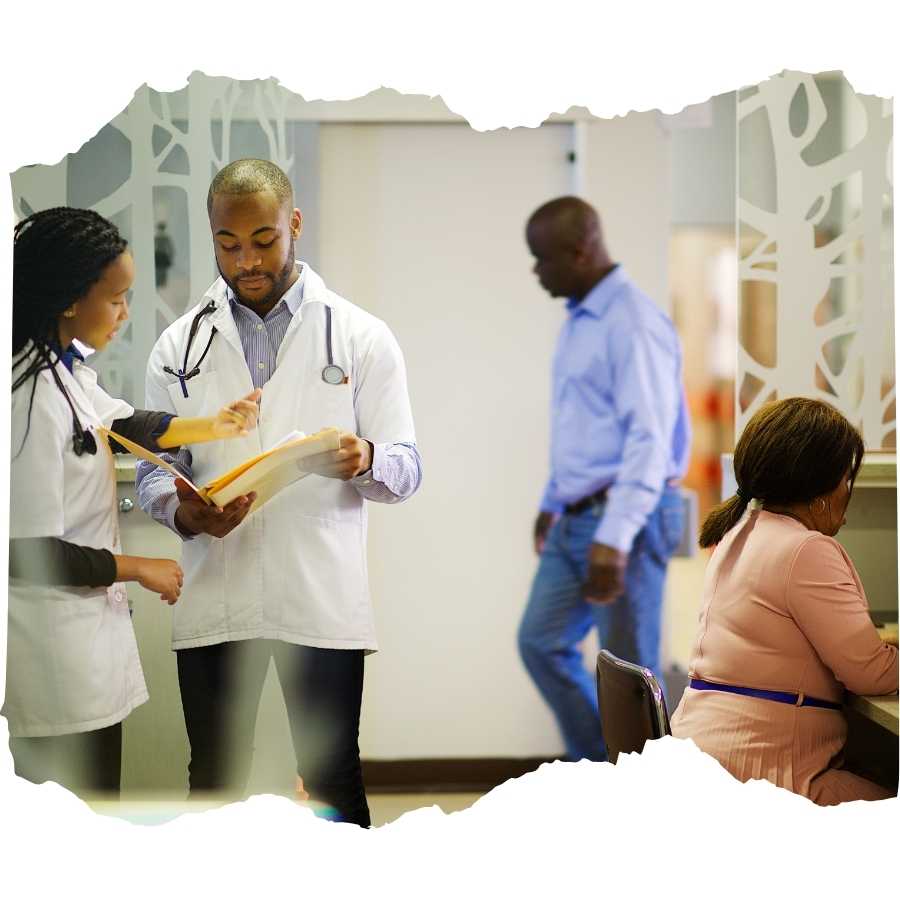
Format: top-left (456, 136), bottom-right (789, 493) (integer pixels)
top-left (12, 207), bottom-right (128, 454)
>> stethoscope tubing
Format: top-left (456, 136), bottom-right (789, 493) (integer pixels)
top-left (167, 300), bottom-right (346, 397)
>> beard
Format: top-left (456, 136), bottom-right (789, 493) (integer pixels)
top-left (222, 242), bottom-right (296, 309)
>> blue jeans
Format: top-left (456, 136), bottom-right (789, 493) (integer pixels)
top-left (518, 488), bottom-right (684, 762)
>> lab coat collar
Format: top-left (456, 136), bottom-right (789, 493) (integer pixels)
top-left (201, 261), bottom-right (319, 324)
top-left (197, 262), bottom-right (327, 360)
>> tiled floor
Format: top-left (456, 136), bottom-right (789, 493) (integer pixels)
top-left (367, 792), bottom-right (483, 827)
top-left (91, 791), bottom-right (484, 826)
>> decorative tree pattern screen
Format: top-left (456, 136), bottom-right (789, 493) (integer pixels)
top-left (737, 71), bottom-right (894, 448)
top-left (11, 73), bottom-right (318, 406)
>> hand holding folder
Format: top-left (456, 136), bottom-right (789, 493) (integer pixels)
top-left (99, 426), bottom-right (343, 515)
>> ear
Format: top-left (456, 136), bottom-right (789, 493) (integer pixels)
top-left (290, 208), bottom-right (303, 240)
top-left (570, 239), bottom-right (588, 266)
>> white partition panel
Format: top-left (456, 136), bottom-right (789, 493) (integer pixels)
top-left (737, 72), bottom-right (894, 446)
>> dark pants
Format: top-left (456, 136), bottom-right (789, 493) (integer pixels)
top-left (10, 721), bottom-right (122, 798)
top-left (176, 639), bottom-right (370, 827)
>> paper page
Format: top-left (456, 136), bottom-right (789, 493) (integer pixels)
top-left (206, 427), bottom-right (341, 509)
top-left (269, 430), bottom-right (306, 451)
top-left (98, 427), bottom-right (211, 504)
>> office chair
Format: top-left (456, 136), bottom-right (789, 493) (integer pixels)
top-left (596, 649), bottom-right (671, 764)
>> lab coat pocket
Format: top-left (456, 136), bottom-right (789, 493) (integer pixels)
top-left (301, 379), bottom-right (356, 434)
top-left (49, 591), bottom-right (122, 726)
top-left (172, 534), bottom-right (228, 644)
top-left (165, 370), bottom-right (217, 418)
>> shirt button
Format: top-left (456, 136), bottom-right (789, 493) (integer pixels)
top-left (258, 362), bottom-right (265, 369)
top-left (256, 324), bottom-right (263, 331)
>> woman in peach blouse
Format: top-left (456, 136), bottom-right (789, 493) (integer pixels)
top-left (670, 398), bottom-right (898, 805)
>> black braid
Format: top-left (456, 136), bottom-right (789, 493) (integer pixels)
top-left (11, 207), bottom-right (128, 456)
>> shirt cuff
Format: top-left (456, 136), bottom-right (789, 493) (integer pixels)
top-left (351, 441), bottom-right (380, 487)
top-left (593, 515), bottom-right (641, 553)
top-left (164, 491), bottom-right (196, 541)
top-left (152, 413), bottom-right (177, 450)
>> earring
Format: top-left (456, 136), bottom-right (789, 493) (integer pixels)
top-left (63, 309), bottom-right (76, 318)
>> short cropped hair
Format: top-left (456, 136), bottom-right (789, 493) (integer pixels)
top-left (207, 159), bottom-right (293, 215)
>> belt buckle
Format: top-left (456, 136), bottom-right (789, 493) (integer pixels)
top-left (795, 691), bottom-right (805, 707)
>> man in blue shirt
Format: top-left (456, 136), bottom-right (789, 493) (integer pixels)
top-left (518, 196), bottom-right (691, 762)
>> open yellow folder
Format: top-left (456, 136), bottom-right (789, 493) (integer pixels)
top-left (99, 426), bottom-right (342, 513)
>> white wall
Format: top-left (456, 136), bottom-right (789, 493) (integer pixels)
top-left (316, 115), bottom-right (672, 759)
top-left (579, 113), bottom-right (672, 311)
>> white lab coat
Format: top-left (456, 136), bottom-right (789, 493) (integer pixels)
top-left (144, 263), bottom-right (416, 652)
top-left (4, 347), bottom-right (149, 738)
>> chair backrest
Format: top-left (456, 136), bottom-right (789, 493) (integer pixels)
top-left (596, 649), bottom-right (671, 764)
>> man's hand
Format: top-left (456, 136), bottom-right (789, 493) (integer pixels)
top-left (584, 542), bottom-right (628, 604)
top-left (534, 511), bottom-right (555, 554)
top-left (298, 431), bottom-right (373, 481)
top-left (173, 477), bottom-right (257, 539)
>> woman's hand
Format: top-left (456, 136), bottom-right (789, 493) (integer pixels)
top-left (115, 555), bottom-right (184, 604)
top-left (211, 388), bottom-right (263, 439)
top-left (136, 558), bottom-right (184, 605)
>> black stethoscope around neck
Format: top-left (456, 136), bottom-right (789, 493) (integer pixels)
top-left (44, 349), bottom-right (98, 457)
top-left (164, 300), bottom-right (346, 398)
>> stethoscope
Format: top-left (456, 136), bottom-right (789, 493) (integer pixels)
top-left (165, 300), bottom-right (346, 397)
top-left (45, 347), bottom-right (98, 457)
top-left (163, 300), bottom-right (218, 398)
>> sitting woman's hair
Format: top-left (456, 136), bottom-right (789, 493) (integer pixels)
top-left (699, 397), bottom-right (865, 548)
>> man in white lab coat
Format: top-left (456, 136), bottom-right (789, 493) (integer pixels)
top-left (136, 158), bottom-right (422, 826)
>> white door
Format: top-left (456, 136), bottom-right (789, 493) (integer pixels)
top-left (318, 122), bottom-right (573, 760)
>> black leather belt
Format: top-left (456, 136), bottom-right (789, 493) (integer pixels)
top-left (563, 488), bottom-right (609, 516)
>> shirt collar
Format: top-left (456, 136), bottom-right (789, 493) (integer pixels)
top-left (566, 264), bottom-right (625, 318)
top-left (227, 262), bottom-right (305, 317)
top-left (48, 340), bottom-right (85, 373)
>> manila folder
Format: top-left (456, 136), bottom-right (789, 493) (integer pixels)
top-left (99, 425), bottom-right (341, 513)
top-left (204, 427), bottom-right (341, 510)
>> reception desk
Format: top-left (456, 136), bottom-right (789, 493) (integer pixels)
top-left (846, 693), bottom-right (899, 736)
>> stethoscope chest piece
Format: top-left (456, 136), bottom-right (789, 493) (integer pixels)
top-left (73, 426), bottom-right (98, 457)
top-left (322, 364), bottom-right (346, 385)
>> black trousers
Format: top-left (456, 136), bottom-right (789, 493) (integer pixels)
top-left (176, 639), bottom-right (370, 827)
top-left (10, 721), bottom-right (122, 798)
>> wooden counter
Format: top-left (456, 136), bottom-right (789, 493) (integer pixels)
top-left (845, 693), bottom-right (899, 736)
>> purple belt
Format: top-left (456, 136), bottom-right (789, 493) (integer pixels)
top-left (689, 678), bottom-right (841, 711)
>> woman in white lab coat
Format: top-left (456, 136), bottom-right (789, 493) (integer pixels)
top-left (5, 207), bottom-right (261, 797)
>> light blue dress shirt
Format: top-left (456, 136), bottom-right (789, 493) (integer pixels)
top-left (540, 266), bottom-right (691, 553)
